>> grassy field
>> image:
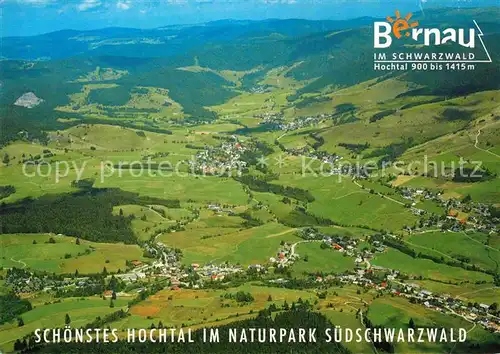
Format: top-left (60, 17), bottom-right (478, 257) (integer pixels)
top-left (367, 295), bottom-right (499, 353)
top-left (400, 111), bottom-right (500, 174)
top-left (209, 64), bottom-right (304, 120)
top-left (291, 242), bottom-right (356, 277)
top-left (372, 249), bottom-right (493, 283)
top-left (322, 309), bottom-right (374, 354)
top-left (387, 110), bottom-right (500, 205)
top-left (125, 285), bottom-right (317, 329)
top-left (112, 204), bottom-right (180, 241)
top-left (0, 234), bottom-right (145, 274)
top-left (122, 284), bottom-right (375, 331)
top-left (318, 91), bottom-right (500, 154)
top-left (316, 225), bottom-right (376, 239)
top-left (407, 231), bottom-right (500, 273)
top-left (0, 124), bottom-right (224, 203)
top-left (159, 223), bottom-right (300, 266)
top-left (100, 173), bottom-right (249, 206)
top-left (0, 296), bottom-right (129, 352)
top-left (411, 280), bottom-right (500, 304)
top-left (274, 176), bottom-right (418, 231)
top-left (251, 191), bottom-right (295, 219)
top-left (399, 176), bottom-right (500, 204)
top-left (56, 84), bottom-right (185, 124)
top-left (178, 66), bottom-right (257, 88)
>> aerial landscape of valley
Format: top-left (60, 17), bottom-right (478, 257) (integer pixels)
top-left (0, 1), bottom-right (499, 353)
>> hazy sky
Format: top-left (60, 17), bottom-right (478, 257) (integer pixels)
top-left (1, 0), bottom-right (497, 37)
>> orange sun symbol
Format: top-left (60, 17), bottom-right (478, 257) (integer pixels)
top-left (386, 10), bottom-right (419, 39)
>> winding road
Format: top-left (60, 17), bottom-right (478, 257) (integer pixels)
top-left (474, 129), bottom-right (500, 158)
top-left (10, 257), bottom-right (27, 269)
top-left (265, 228), bottom-right (298, 239)
top-left (290, 240), bottom-right (321, 257)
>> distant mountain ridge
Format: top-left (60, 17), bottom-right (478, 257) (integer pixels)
top-left (0, 17), bottom-right (380, 61)
top-left (0, 7), bottom-right (499, 146)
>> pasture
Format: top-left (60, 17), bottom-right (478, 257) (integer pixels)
top-left (0, 297), bottom-right (129, 352)
top-left (372, 249), bottom-right (493, 283)
top-left (411, 281), bottom-right (500, 305)
top-left (274, 176), bottom-right (418, 231)
top-left (123, 283), bottom-right (375, 331)
top-left (407, 231), bottom-right (500, 273)
top-left (0, 234), bottom-right (145, 274)
top-left (159, 223), bottom-right (300, 266)
top-left (126, 285), bottom-right (317, 329)
top-left (291, 242), bottom-right (356, 277)
top-left (367, 295), bottom-right (499, 353)
top-left (322, 310), bottom-right (374, 354)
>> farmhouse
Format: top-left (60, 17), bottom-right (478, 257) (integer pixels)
top-left (131, 260), bottom-right (143, 267)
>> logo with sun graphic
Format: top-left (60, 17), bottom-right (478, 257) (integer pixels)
top-left (385, 10), bottom-right (419, 39)
top-left (372, 8), bottom-right (492, 72)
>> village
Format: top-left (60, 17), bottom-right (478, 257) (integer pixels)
top-left (264, 229), bottom-right (500, 334)
top-left (395, 186), bottom-right (498, 234)
top-left (2, 177), bottom-right (498, 336)
top-left (256, 111), bottom-right (337, 132)
top-left (187, 138), bottom-right (248, 176)
top-left (4, 220), bottom-right (500, 335)
top-left (131, 225), bottom-right (500, 334)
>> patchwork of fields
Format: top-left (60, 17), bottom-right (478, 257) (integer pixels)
top-left (1, 10), bottom-right (500, 353)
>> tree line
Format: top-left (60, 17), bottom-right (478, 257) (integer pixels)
top-left (234, 175), bottom-right (315, 203)
top-left (0, 188), bottom-right (180, 244)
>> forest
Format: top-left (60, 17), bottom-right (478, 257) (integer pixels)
top-left (234, 175), bottom-right (315, 203)
top-left (0, 293), bottom-right (32, 325)
top-left (0, 188), bottom-right (180, 244)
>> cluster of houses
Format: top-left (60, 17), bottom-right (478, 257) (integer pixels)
top-left (308, 150), bottom-right (342, 165)
top-left (254, 112), bottom-right (282, 122)
top-left (249, 85), bottom-right (272, 94)
top-left (322, 236), bottom-right (361, 256)
top-left (114, 241), bottom-right (188, 288)
top-left (269, 243), bottom-right (300, 268)
top-left (312, 264), bottom-right (500, 333)
top-left (399, 187), bottom-right (437, 202)
top-left (207, 203), bottom-right (235, 216)
top-left (188, 140), bottom-right (247, 175)
top-left (258, 112), bottom-right (336, 132)
top-left (6, 220), bottom-right (499, 334)
top-left (6, 268), bottom-right (66, 293)
top-left (194, 263), bottom-right (243, 283)
top-left (117, 241), bottom-right (245, 288)
top-left (391, 282), bottom-right (500, 333)
top-left (397, 186), bottom-right (498, 234)
top-left (281, 144), bottom-right (343, 168)
top-left (5, 267), bottom-right (117, 296)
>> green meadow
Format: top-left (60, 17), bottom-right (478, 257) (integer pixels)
top-left (372, 249), bottom-right (493, 283)
top-left (291, 242), bottom-right (356, 277)
top-left (0, 234), bottom-right (145, 274)
top-left (411, 280), bottom-right (500, 304)
top-left (122, 285), bottom-right (317, 329)
top-left (367, 295), bottom-right (500, 353)
top-left (274, 176), bottom-right (418, 231)
top-left (407, 231), bottom-right (500, 272)
top-left (322, 310), bottom-right (374, 354)
top-left (0, 297), bottom-right (129, 352)
top-left (159, 223), bottom-right (300, 266)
